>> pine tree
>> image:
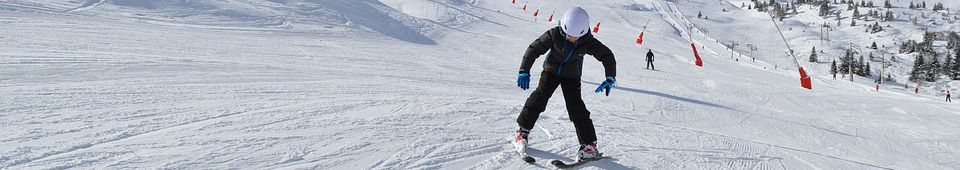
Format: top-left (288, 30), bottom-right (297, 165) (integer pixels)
top-left (870, 22), bottom-right (883, 33)
top-left (698, 11), bottom-right (703, 18)
top-left (933, 2), bottom-right (945, 11)
top-left (859, 55), bottom-right (866, 75)
top-left (810, 47), bottom-right (818, 62)
top-left (777, 5), bottom-right (786, 20)
top-left (884, 0), bottom-right (892, 8)
top-left (953, 49), bottom-right (960, 79)
top-left (927, 55), bottom-right (940, 82)
top-left (885, 10), bottom-right (894, 21)
top-left (820, 3), bottom-right (831, 17)
top-left (851, 17), bottom-right (857, 26)
top-left (871, 42), bottom-right (878, 49)
top-left (839, 49), bottom-right (853, 74)
top-left (922, 1), bottom-right (926, 9)
top-left (911, 54), bottom-right (925, 81)
top-left (866, 62), bottom-right (872, 76)
top-left (756, 1), bottom-right (764, 12)
top-left (831, 60), bottom-right (838, 76)
top-left (910, 1), bottom-right (915, 9)
top-left (946, 52), bottom-right (954, 78)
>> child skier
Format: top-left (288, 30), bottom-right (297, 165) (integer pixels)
top-left (947, 90), bottom-right (952, 102)
top-left (513, 6), bottom-right (617, 162)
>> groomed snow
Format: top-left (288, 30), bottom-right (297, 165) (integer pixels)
top-left (1, 0), bottom-right (959, 169)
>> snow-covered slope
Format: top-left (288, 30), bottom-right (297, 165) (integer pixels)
top-left (677, 0), bottom-right (960, 96)
top-left (1, 0), bottom-right (959, 169)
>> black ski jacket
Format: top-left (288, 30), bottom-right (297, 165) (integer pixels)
top-left (646, 51), bottom-right (654, 62)
top-left (519, 26), bottom-right (616, 79)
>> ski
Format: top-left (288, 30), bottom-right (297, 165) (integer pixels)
top-left (520, 154), bottom-right (536, 163)
top-left (550, 153), bottom-right (607, 168)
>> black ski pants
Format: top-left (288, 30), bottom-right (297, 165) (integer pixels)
top-left (516, 72), bottom-right (597, 145)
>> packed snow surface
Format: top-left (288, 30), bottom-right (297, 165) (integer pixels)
top-left (1, 0), bottom-right (959, 169)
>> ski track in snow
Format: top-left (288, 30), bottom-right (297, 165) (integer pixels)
top-left (2, 0), bottom-right (960, 169)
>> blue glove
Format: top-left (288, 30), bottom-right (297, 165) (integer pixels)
top-left (517, 70), bottom-right (531, 90)
top-left (594, 76), bottom-right (615, 96)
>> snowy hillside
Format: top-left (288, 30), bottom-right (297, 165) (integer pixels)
top-left (2, 0), bottom-right (959, 169)
top-left (676, 0), bottom-right (960, 96)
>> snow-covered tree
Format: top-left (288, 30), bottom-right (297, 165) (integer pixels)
top-left (933, 2), bottom-right (945, 11)
top-left (853, 55), bottom-right (867, 76)
top-left (946, 52), bottom-right (954, 78)
top-left (810, 47), bottom-right (818, 62)
top-left (953, 49), bottom-right (960, 79)
top-left (884, 10), bottom-right (894, 21)
top-left (911, 54), bottom-right (926, 81)
top-left (884, 0), bottom-right (892, 8)
top-left (831, 60), bottom-right (838, 76)
top-left (820, 3), bottom-right (831, 17)
top-left (777, 5), bottom-right (786, 21)
top-left (865, 62), bottom-right (871, 76)
top-left (927, 55), bottom-right (940, 82)
top-left (869, 22), bottom-right (883, 33)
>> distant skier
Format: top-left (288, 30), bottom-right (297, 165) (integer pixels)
top-left (947, 90), bottom-right (952, 102)
top-left (646, 49), bottom-right (655, 70)
top-left (513, 7), bottom-right (616, 162)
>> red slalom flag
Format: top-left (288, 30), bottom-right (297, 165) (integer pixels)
top-left (547, 14), bottom-right (554, 22)
top-left (593, 22), bottom-right (601, 33)
top-left (512, 0), bottom-right (516, 4)
top-left (635, 32), bottom-right (645, 45)
top-left (799, 67), bottom-right (812, 89)
top-left (522, 3), bottom-right (527, 11)
top-left (691, 43), bottom-right (703, 67)
top-left (533, 9), bottom-right (539, 17)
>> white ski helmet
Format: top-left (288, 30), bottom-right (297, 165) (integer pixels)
top-left (560, 7), bottom-right (590, 37)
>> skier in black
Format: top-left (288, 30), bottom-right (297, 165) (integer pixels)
top-left (646, 49), bottom-right (655, 70)
top-left (947, 90), bottom-right (952, 102)
top-left (513, 7), bottom-right (616, 161)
